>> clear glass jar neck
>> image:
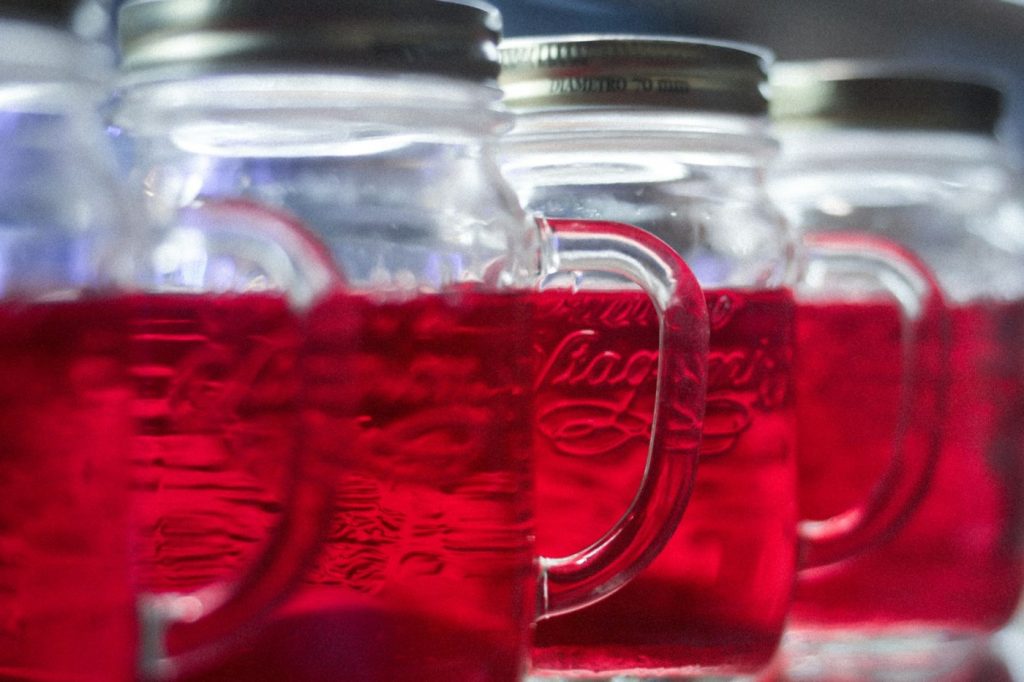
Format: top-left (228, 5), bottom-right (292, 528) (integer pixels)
top-left (503, 108), bottom-right (777, 185)
top-left (0, 20), bottom-right (131, 300)
top-left (114, 70), bottom-right (535, 298)
top-left (0, 19), bottom-right (109, 104)
top-left (774, 126), bottom-right (1010, 175)
top-left (501, 108), bottom-right (793, 290)
top-left (771, 126), bottom-right (1017, 219)
top-left (772, 125), bottom-right (1024, 302)
top-left (114, 72), bottom-right (510, 157)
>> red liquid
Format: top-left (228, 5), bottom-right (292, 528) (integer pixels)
top-left (183, 290), bottom-right (537, 682)
top-left (130, 294), bottom-right (303, 594)
top-left (0, 300), bottom-right (135, 681)
top-left (795, 300), bottom-right (904, 522)
top-left (531, 288), bottom-right (798, 676)
top-left (793, 300), bottom-right (1024, 633)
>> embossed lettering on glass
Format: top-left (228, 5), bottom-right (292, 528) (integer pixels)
top-left (501, 36), bottom-right (799, 676)
top-left (114, 4), bottom-right (708, 680)
top-left (771, 63), bottom-right (1023, 674)
top-left (500, 36), bottom-right (945, 678)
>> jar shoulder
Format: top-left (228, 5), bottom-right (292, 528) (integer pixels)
top-left (506, 159), bottom-right (795, 289)
top-left (127, 133), bottom-right (537, 293)
top-left (770, 133), bottom-right (1024, 300)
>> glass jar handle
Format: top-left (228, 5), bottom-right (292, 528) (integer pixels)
top-left (138, 199), bottom-right (342, 680)
top-left (535, 217), bottom-right (709, 618)
top-left (140, 472), bottom-right (332, 680)
top-left (798, 232), bottom-right (949, 568)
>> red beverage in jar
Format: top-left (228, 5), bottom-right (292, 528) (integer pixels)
top-left (795, 300), bottom-right (904, 522)
top-left (129, 293), bottom-right (303, 594)
top-left (0, 300), bottom-right (136, 681)
top-left (794, 299), bottom-right (1024, 632)
top-left (182, 289), bottom-right (537, 682)
top-left (531, 288), bottom-right (797, 675)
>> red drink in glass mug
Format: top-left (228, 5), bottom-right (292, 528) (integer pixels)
top-left (114, 3), bottom-right (710, 679)
top-left (0, 11), bottom-right (136, 682)
top-left (530, 286), bottom-right (797, 672)
top-left (772, 65), bottom-right (1024, 658)
top-left (501, 37), bottom-right (946, 677)
top-left (0, 302), bottom-right (136, 681)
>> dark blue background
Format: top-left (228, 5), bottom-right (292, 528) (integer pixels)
top-left (487, 0), bottom-right (672, 35)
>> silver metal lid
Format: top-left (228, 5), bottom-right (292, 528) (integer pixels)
top-left (499, 35), bottom-right (771, 115)
top-left (0, 0), bottom-right (80, 25)
top-left (118, 0), bottom-right (502, 82)
top-left (771, 61), bottom-right (1004, 134)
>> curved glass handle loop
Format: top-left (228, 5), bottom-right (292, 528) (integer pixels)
top-left (798, 232), bottom-right (950, 569)
top-left (536, 218), bottom-right (709, 619)
top-left (140, 473), bottom-right (333, 680)
top-left (139, 199), bottom-right (343, 680)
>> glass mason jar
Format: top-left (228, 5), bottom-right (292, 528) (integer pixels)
top-left (0, 1), bottom-right (136, 680)
top-left (771, 63), bottom-right (1024, 661)
top-left (113, 2), bottom-right (709, 680)
top-left (500, 36), bottom-right (944, 677)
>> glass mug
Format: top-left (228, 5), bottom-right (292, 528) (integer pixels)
top-left (114, 2), bottom-right (709, 680)
top-left (0, 5), bottom-right (326, 680)
top-left (0, 6), bottom-right (136, 681)
top-left (771, 63), bottom-right (1024, 658)
top-left (500, 36), bottom-right (946, 676)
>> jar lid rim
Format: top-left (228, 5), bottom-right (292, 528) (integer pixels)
top-left (118, 0), bottom-right (502, 83)
top-left (771, 60), bottom-right (1005, 135)
top-left (499, 34), bottom-right (772, 116)
top-left (0, 0), bottom-right (79, 26)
